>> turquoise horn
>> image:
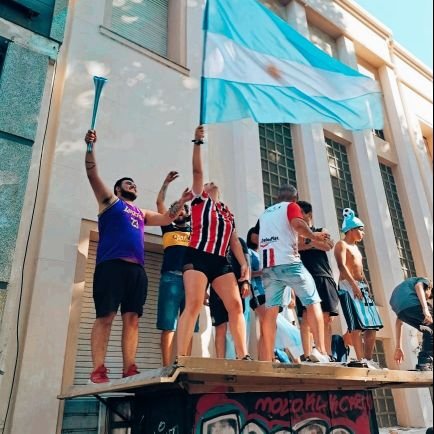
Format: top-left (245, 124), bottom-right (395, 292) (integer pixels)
top-left (87, 76), bottom-right (108, 153)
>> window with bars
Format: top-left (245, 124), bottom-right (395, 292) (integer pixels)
top-left (379, 163), bottom-right (416, 278)
top-left (372, 340), bottom-right (398, 427)
top-left (259, 123), bottom-right (296, 207)
top-left (108, 0), bottom-right (169, 58)
top-left (325, 137), bottom-right (373, 289)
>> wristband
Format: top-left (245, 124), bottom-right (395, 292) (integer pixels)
top-left (192, 139), bottom-right (204, 145)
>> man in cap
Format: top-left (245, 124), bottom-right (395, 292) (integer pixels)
top-left (334, 208), bottom-right (383, 369)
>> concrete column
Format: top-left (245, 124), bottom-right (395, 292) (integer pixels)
top-left (337, 34), bottom-right (433, 428)
top-left (379, 65), bottom-right (433, 278)
top-left (285, 1), bottom-right (341, 244)
top-left (393, 77), bottom-right (433, 217)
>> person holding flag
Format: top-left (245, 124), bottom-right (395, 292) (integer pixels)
top-left (176, 126), bottom-right (252, 361)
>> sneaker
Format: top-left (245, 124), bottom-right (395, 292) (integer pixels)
top-left (416, 356), bottom-right (433, 371)
top-left (89, 365), bottom-right (110, 384)
top-left (346, 359), bottom-right (368, 368)
top-left (362, 359), bottom-right (381, 370)
top-left (240, 355), bottom-right (254, 361)
top-left (309, 348), bottom-right (330, 364)
top-left (123, 364), bottom-right (140, 378)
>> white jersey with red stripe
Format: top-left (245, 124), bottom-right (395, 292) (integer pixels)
top-left (259, 201), bottom-right (303, 268)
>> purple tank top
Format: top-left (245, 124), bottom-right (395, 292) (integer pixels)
top-left (96, 199), bottom-right (145, 266)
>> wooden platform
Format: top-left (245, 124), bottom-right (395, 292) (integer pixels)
top-left (59, 357), bottom-right (433, 400)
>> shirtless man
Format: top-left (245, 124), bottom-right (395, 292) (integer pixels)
top-left (334, 208), bottom-right (383, 369)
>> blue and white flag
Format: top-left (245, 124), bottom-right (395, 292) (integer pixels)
top-left (201, 0), bottom-right (384, 131)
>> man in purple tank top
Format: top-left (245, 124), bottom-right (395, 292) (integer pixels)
top-left (85, 130), bottom-right (192, 384)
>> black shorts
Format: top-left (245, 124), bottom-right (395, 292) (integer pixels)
top-left (93, 259), bottom-right (148, 318)
top-left (209, 287), bottom-right (245, 327)
top-left (296, 275), bottom-right (339, 316)
top-left (183, 247), bottom-right (233, 284)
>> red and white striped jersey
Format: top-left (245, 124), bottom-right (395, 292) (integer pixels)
top-left (189, 191), bottom-right (235, 257)
top-left (258, 202), bottom-right (303, 268)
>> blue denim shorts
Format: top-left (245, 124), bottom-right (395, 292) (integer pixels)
top-left (262, 262), bottom-right (321, 308)
top-left (156, 271), bottom-right (199, 332)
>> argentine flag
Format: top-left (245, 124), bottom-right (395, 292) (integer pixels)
top-left (201, 0), bottom-right (384, 131)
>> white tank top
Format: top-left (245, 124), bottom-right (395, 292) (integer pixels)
top-left (259, 202), bottom-right (301, 268)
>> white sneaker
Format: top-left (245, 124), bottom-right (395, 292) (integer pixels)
top-left (309, 348), bottom-right (330, 364)
top-left (362, 359), bottom-right (381, 370)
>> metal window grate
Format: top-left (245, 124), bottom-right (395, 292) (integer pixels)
top-left (379, 163), bottom-right (417, 278)
top-left (259, 123), bottom-right (296, 207)
top-left (372, 341), bottom-right (398, 427)
top-left (325, 137), bottom-right (373, 290)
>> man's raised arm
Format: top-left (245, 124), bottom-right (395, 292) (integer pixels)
top-left (156, 171), bottom-right (179, 214)
top-left (84, 130), bottom-right (116, 212)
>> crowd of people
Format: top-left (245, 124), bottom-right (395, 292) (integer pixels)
top-left (84, 127), bottom-right (433, 384)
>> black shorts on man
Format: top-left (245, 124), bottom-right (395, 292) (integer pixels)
top-left (93, 259), bottom-right (148, 318)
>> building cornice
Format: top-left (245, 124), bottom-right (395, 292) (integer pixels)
top-left (392, 42), bottom-right (433, 81)
top-left (333, 0), bottom-right (391, 38)
top-left (295, 0), bottom-right (433, 82)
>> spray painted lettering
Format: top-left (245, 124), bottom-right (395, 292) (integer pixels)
top-left (194, 391), bottom-right (378, 434)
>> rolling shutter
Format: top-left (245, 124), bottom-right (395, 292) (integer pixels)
top-left (74, 240), bottom-right (163, 385)
top-left (110, 0), bottom-right (169, 58)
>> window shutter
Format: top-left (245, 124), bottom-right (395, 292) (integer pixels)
top-left (111, 0), bottom-right (169, 58)
top-left (74, 240), bottom-right (163, 385)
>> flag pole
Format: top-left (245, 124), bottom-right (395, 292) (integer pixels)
top-left (199, 0), bottom-right (210, 126)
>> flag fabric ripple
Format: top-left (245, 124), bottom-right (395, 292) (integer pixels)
top-left (200, 0), bottom-right (384, 131)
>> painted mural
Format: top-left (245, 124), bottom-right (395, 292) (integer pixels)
top-left (193, 391), bottom-right (379, 434)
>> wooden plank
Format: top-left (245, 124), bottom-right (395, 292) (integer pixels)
top-left (59, 366), bottom-right (178, 399)
top-left (59, 357), bottom-right (433, 400)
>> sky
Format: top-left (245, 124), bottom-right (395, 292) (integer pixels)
top-left (354, 0), bottom-right (433, 69)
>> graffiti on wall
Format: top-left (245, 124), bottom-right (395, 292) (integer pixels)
top-left (194, 391), bottom-right (378, 434)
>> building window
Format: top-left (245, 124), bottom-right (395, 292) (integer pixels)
top-left (423, 135), bottom-right (433, 161)
top-left (0, 37), bottom-right (8, 75)
top-left (62, 397), bottom-right (133, 433)
top-left (379, 163), bottom-right (417, 278)
top-left (372, 341), bottom-right (398, 427)
top-left (308, 23), bottom-right (338, 58)
top-left (107, 0), bottom-right (169, 58)
top-left (373, 129), bottom-right (386, 141)
top-left (0, 0), bottom-right (55, 38)
top-left (259, 124), bottom-right (296, 207)
top-left (325, 137), bottom-right (373, 289)
top-left (259, 0), bottom-right (287, 18)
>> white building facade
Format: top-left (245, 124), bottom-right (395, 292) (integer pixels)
top-left (0, 0), bottom-right (432, 432)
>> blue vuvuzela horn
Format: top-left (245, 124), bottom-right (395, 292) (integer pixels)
top-left (87, 76), bottom-right (108, 153)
